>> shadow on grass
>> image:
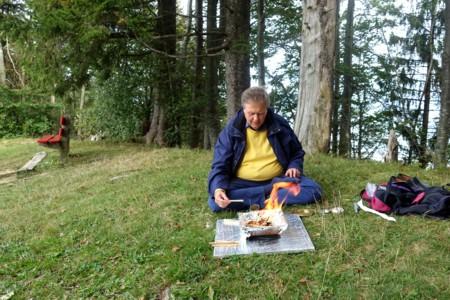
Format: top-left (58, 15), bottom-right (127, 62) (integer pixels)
top-left (41, 141), bottom-right (150, 169)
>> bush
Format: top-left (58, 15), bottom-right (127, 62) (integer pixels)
top-left (74, 75), bottom-right (149, 141)
top-left (0, 102), bottom-right (62, 138)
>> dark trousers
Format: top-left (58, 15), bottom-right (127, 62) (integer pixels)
top-left (208, 176), bottom-right (322, 212)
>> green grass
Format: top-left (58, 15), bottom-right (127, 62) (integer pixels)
top-left (0, 138), bottom-right (449, 299)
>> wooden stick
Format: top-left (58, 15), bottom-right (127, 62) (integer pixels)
top-left (229, 199), bottom-right (244, 203)
top-left (209, 240), bottom-right (240, 247)
top-left (213, 240), bottom-right (239, 243)
top-left (210, 244), bottom-right (239, 248)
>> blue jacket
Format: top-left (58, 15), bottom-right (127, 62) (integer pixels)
top-left (207, 108), bottom-right (305, 195)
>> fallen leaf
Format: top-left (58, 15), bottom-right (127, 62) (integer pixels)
top-left (172, 246), bottom-right (181, 252)
top-left (299, 277), bottom-right (310, 285)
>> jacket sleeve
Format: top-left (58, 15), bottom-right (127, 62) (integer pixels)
top-left (207, 126), bottom-right (235, 195)
top-left (286, 127), bottom-right (305, 173)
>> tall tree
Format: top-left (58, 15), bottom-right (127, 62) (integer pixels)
top-left (0, 41), bottom-right (5, 86)
top-left (338, 0), bottom-right (354, 157)
top-left (224, 0), bottom-right (251, 118)
top-left (390, 0), bottom-right (441, 165)
top-left (435, 0), bottom-right (450, 167)
top-left (203, 0), bottom-right (222, 149)
top-left (146, 0), bottom-right (178, 146)
top-left (257, 0), bottom-right (265, 86)
top-left (182, 0), bottom-right (194, 56)
top-left (331, 0), bottom-right (341, 155)
top-left (418, 0), bottom-right (437, 167)
top-left (189, 0), bottom-right (205, 148)
top-left (294, 0), bottom-right (337, 153)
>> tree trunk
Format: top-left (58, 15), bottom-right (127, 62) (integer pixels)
top-left (203, 0), bottom-right (222, 149)
top-left (189, 0), bottom-right (204, 148)
top-left (219, 0), bottom-right (225, 31)
top-left (79, 84), bottom-right (86, 110)
top-left (385, 129), bottom-right (399, 163)
top-left (145, 97), bottom-right (160, 144)
top-left (0, 41), bottom-right (5, 86)
top-left (338, 0), bottom-right (354, 158)
top-left (257, 0), bottom-right (265, 87)
top-left (203, 125), bottom-right (211, 149)
top-left (331, 0), bottom-right (340, 155)
top-left (294, 0), bottom-right (337, 154)
top-left (144, 0), bottom-right (177, 146)
top-left (77, 84), bottom-right (86, 137)
top-left (224, 0), bottom-right (251, 119)
top-left (156, 105), bottom-right (166, 146)
top-left (419, 62), bottom-right (432, 167)
top-left (357, 93), bottom-right (363, 159)
top-left (419, 8), bottom-right (436, 168)
top-left (5, 38), bottom-right (24, 87)
top-left (435, 0), bottom-right (450, 167)
top-left (162, 0), bottom-right (179, 147)
top-left (182, 0), bottom-right (194, 56)
top-left (50, 83), bottom-right (56, 104)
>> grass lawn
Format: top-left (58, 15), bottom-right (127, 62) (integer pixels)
top-left (0, 138), bottom-right (449, 299)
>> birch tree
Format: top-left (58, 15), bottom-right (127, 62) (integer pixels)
top-left (294, 0), bottom-right (337, 154)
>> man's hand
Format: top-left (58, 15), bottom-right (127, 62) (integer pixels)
top-left (285, 168), bottom-right (301, 178)
top-left (214, 189), bottom-right (231, 208)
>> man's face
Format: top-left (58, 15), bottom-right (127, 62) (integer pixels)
top-left (243, 100), bottom-right (268, 130)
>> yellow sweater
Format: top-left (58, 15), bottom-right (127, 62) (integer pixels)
top-left (236, 128), bottom-right (283, 181)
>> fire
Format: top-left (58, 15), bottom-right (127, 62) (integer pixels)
top-left (264, 182), bottom-right (301, 210)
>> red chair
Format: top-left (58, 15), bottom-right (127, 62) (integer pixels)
top-left (37, 116), bottom-right (71, 161)
top-left (37, 128), bottom-right (63, 144)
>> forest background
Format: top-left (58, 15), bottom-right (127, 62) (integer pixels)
top-left (0, 0), bottom-right (449, 167)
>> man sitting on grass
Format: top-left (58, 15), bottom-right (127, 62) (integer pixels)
top-left (207, 86), bottom-right (322, 212)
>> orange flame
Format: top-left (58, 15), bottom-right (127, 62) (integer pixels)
top-left (264, 182), bottom-right (301, 210)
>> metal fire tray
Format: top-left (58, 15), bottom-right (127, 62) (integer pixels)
top-left (213, 213), bottom-right (315, 258)
top-left (238, 209), bottom-right (288, 238)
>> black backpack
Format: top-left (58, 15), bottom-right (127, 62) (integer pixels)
top-left (361, 174), bottom-right (450, 219)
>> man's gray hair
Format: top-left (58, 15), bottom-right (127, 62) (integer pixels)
top-left (241, 86), bottom-right (270, 107)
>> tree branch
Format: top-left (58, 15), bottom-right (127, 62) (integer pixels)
top-left (127, 45), bottom-right (225, 59)
top-left (5, 38), bottom-right (24, 87)
top-left (205, 39), bottom-right (230, 54)
top-left (109, 30), bottom-right (226, 41)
